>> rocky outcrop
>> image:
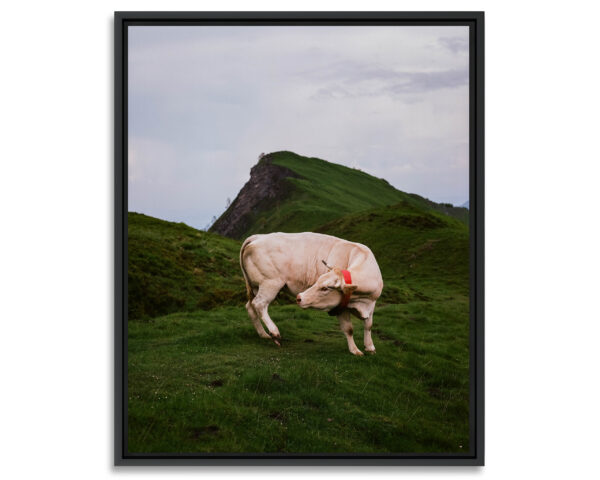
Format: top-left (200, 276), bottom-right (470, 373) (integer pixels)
top-left (209, 155), bottom-right (301, 239)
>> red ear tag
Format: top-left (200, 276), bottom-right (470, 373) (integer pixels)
top-left (339, 270), bottom-right (353, 308)
top-left (327, 270), bottom-right (354, 316)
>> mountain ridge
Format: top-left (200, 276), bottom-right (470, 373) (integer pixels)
top-left (210, 151), bottom-right (467, 239)
top-left (210, 157), bottom-right (301, 239)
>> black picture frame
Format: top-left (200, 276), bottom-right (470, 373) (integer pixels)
top-left (115, 10), bottom-right (484, 466)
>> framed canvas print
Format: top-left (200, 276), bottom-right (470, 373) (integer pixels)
top-left (115, 11), bottom-right (484, 466)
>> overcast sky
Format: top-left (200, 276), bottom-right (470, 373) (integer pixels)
top-left (128, 25), bottom-right (469, 230)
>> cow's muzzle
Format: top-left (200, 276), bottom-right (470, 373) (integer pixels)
top-left (296, 294), bottom-right (302, 305)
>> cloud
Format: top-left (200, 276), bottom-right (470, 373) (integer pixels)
top-left (384, 68), bottom-right (468, 94)
top-left (438, 36), bottom-right (469, 54)
top-left (308, 62), bottom-right (468, 100)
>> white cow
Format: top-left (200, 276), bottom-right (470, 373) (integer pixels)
top-left (239, 232), bottom-right (383, 355)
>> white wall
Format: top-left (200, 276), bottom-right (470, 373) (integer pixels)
top-left (1, 1), bottom-right (598, 478)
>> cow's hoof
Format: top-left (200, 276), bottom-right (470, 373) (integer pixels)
top-left (273, 339), bottom-right (281, 347)
top-left (351, 350), bottom-right (364, 356)
top-left (365, 349), bottom-right (376, 355)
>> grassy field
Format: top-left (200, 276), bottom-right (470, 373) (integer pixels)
top-left (128, 302), bottom-right (469, 454)
top-left (127, 151), bottom-right (470, 454)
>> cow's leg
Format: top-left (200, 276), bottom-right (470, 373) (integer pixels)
top-left (251, 281), bottom-right (284, 342)
top-left (338, 310), bottom-right (363, 356)
top-left (363, 311), bottom-right (376, 354)
top-left (246, 301), bottom-right (271, 339)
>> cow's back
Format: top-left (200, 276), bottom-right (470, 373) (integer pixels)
top-left (247, 232), bottom-right (341, 256)
top-left (241, 232), bottom-right (347, 292)
top-left (241, 232), bottom-right (381, 295)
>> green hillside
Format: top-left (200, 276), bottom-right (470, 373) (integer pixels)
top-left (128, 212), bottom-right (244, 320)
top-left (129, 202), bottom-right (468, 321)
top-left (316, 201), bottom-right (469, 300)
top-left (215, 151), bottom-right (467, 239)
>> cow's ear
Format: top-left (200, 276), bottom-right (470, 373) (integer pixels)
top-left (343, 284), bottom-right (357, 294)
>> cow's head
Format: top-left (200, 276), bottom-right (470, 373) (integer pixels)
top-left (296, 260), bottom-right (357, 311)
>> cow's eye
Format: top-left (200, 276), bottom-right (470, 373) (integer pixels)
top-left (320, 287), bottom-right (328, 292)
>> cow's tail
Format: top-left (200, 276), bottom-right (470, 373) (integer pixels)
top-left (239, 236), bottom-right (256, 301)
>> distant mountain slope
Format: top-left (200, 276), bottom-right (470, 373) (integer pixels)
top-left (210, 151), bottom-right (467, 240)
top-left (407, 194), bottom-right (469, 224)
top-left (128, 213), bottom-right (244, 320)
